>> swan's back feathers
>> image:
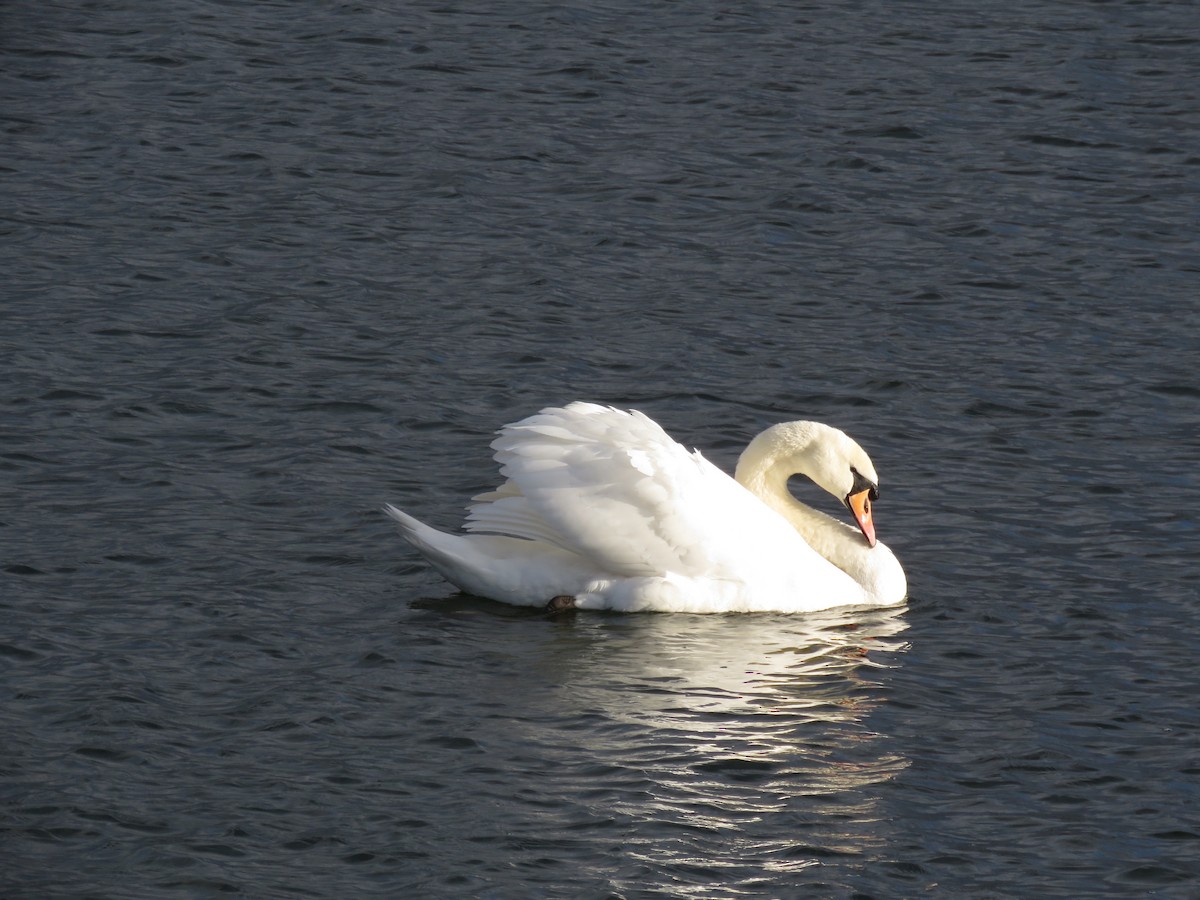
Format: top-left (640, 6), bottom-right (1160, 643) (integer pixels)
top-left (463, 403), bottom-right (778, 580)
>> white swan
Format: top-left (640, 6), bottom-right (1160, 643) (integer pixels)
top-left (384, 402), bottom-right (907, 613)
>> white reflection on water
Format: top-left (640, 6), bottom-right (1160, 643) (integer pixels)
top-left (519, 605), bottom-right (913, 889)
top-left (402, 596), bottom-right (912, 893)
top-left (534, 603), bottom-right (910, 726)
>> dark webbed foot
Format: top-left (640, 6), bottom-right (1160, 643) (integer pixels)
top-left (545, 595), bottom-right (576, 613)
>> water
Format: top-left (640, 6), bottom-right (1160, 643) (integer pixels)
top-left (3, 0), bottom-right (1199, 896)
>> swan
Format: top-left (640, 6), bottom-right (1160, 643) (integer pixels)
top-left (384, 402), bottom-right (907, 613)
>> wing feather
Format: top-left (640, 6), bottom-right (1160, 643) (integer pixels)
top-left (463, 402), bottom-right (795, 580)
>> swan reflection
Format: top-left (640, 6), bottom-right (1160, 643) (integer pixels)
top-left (406, 596), bottom-right (911, 892)
top-left (527, 605), bottom-right (912, 886)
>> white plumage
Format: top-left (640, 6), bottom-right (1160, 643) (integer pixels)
top-left (385, 402), bottom-right (907, 613)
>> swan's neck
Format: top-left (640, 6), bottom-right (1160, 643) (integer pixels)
top-left (734, 430), bottom-right (904, 602)
top-left (735, 455), bottom-right (858, 563)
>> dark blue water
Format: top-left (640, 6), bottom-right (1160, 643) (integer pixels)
top-left (3, 1), bottom-right (1199, 896)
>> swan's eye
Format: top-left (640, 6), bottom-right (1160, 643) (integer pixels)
top-left (850, 467), bottom-right (878, 501)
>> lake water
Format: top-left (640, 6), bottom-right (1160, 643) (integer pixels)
top-left (3, 1), bottom-right (1199, 896)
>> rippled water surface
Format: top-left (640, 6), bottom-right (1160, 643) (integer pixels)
top-left (3, 1), bottom-right (1199, 896)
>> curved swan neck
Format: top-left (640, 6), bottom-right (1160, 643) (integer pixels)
top-left (734, 422), bottom-right (845, 545)
top-left (734, 422), bottom-right (822, 494)
top-left (732, 421), bottom-right (906, 604)
top-left (733, 422), bottom-right (879, 563)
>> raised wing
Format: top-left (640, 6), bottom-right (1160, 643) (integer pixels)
top-left (463, 403), bottom-right (799, 579)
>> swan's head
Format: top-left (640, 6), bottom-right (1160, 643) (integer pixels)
top-left (737, 420), bottom-right (882, 547)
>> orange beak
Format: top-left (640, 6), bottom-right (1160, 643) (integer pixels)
top-left (847, 489), bottom-right (877, 547)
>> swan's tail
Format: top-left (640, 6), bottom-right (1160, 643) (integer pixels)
top-left (383, 503), bottom-right (498, 594)
top-left (382, 503), bottom-right (595, 606)
top-left (382, 502), bottom-right (425, 537)
top-left (383, 504), bottom-right (461, 564)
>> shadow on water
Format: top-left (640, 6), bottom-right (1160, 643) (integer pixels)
top-left (398, 595), bottom-right (912, 895)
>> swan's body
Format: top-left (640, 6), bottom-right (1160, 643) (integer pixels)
top-left (384, 403), bottom-right (906, 613)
